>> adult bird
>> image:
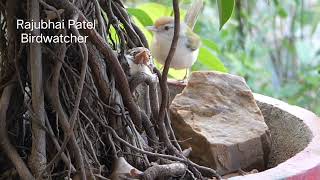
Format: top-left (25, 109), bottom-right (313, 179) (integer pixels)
top-left (147, 0), bottom-right (203, 80)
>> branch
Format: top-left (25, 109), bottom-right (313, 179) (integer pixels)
top-left (11, 44), bottom-right (39, 179)
top-left (111, 1), bottom-right (145, 47)
top-left (104, 0), bottom-right (128, 73)
top-left (43, 23), bottom-right (88, 180)
top-left (78, 14), bottom-right (143, 130)
top-left (0, 82), bottom-right (35, 180)
top-left (87, 43), bottom-right (111, 103)
top-left (46, 0), bottom-right (143, 129)
top-left (29, 0), bottom-right (47, 176)
top-left (93, 0), bottom-right (107, 39)
top-left (157, 0), bottom-right (180, 149)
top-left (129, 72), bottom-right (160, 142)
top-left (141, 163), bottom-right (187, 180)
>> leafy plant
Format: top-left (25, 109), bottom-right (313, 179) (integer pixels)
top-left (217, 0), bottom-right (235, 29)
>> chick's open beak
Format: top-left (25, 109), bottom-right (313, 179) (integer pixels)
top-left (146, 26), bottom-right (157, 32)
top-left (134, 49), bottom-right (150, 65)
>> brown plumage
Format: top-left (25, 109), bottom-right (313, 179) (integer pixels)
top-left (127, 47), bottom-right (151, 65)
top-left (154, 16), bottom-right (174, 28)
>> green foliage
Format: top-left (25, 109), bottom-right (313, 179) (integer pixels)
top-left (136, 3), bottom-right (172, 21)
top-left (274, 0), bottom-right (288, 18)
top-left (127, 8), bottom-right (153, 26)
top-left (126, 0), bottom-right (320, 115)
top-left (217, 0), bottom-right (235, 29)
top-left (202, 38), bottom-right (221, 53)
top-left (198, 38), bottom-right (227, 72)
top-left (198, 47), bottom-right (227, 72)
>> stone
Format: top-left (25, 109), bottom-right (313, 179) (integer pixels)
top-left (169, 71), bottom-right (271, 175)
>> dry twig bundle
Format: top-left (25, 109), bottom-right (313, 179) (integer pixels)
top-left (0, 0), bottom-right (220, 179)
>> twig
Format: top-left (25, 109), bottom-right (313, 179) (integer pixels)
top-left (93, 0), bottom-right (107, 39)
top-left (0, 82), bottom-right (35, 180)
top-left (42, 25), bottom-right (87, 179)
top-left (45, 115), bottom-right (76, 172)
top-left (111, 1), bottom-right (144, 47)
top-left (157, 0), bottom-right (180, 152)
top-left (106, 124), bottom-right (220, 178)
top-left (0, 0), bottom-right (222, 179)
top-left (78, 12), bottom-right (143, 130)
top-left (104, 0), bottom-right (127, 68)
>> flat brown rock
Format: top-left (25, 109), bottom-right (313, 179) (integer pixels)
top-left (170, 71), bottom-right (271, 175)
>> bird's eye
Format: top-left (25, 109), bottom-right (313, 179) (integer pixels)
top-left (164, 26), bottom-right (170, 31)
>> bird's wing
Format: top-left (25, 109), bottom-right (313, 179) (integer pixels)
top-left (185, 29), bottom-right (201, 51)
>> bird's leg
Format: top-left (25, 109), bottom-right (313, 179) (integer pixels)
top-left (177, 68), bottom-right (189, 83)
top-left (160, 65), bottom-right (164, 71)
top-left (182, 68), bottom-right (189, 81)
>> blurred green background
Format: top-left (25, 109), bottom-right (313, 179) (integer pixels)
top-left (124, 0), bottom-right (320, 115)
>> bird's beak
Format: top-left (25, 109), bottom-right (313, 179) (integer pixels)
top-left (146, 26), bottom-right (157, 32)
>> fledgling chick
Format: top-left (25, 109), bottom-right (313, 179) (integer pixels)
top-left (126, 47), bottom-right (156, 79)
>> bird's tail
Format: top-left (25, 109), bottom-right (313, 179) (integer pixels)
top-left (184, 0), bottom-right (204, 30)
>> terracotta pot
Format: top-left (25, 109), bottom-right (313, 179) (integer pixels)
top-left (167, 80), bottom-right (320, 180)
top-left (230, 94), bottom-right (320, 180)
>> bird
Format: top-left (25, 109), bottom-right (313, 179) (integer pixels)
top-left (147, 0), bottom-right (203, 80)
top-left (126, 47), bottom-right (156, 79)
